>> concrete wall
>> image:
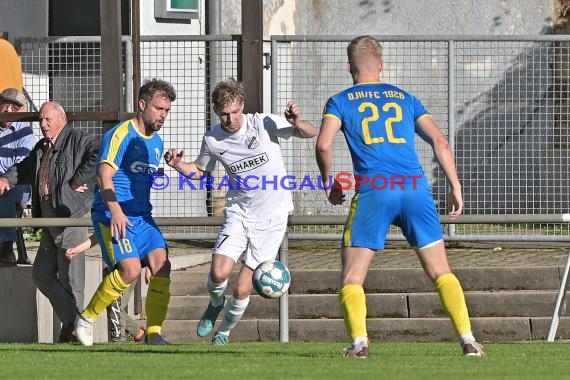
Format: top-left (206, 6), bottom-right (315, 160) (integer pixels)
top-left (0, 256), bottom-right (107, 343)
top-left (221, 0), bottom-right (554, 36)
top-left (0, 0), bottom-right (48, 42)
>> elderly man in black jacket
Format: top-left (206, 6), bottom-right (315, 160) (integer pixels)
top-left (0, 101), bottom-right (99, 342)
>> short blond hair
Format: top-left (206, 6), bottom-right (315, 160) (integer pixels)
top-left (347, 35), bottom-right (383, 65)
top-left (212, 79), bottom-right (245, 113)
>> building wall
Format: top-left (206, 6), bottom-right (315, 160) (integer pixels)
top-left (0, 0), bottom-right (48, 42)
top-left (0, 0), bottom-right (555, 41)
top-left (0, 0), bottom-right (203, 41)
top-left (140, 0), bottom-right (205, 36)
top-left (221, 0), bottom-right (554, 36)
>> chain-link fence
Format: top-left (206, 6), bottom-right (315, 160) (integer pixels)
top-left (15, 34), bottom-right (570, 241)
top-left (272, 35), bottom-right (570, 240)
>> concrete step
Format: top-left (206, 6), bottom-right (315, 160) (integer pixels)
top-left (161, 316), bottom-right (570, 343)
top-left (170, 267), bottom-right (563, 296)
top-left (161, 266), bottom-right (569, 343)
top-left (166, 291), bottom-right (562, 320)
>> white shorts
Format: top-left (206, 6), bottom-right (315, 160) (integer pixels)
top-left (214, 212), bottom-right (289, 270)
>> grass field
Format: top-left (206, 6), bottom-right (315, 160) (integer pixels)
top-left (1, 341), bottom-right (570, 379)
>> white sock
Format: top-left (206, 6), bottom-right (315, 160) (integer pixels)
top-left (354, 336), bottom-right (368, 346)
top-left (460, 332), bottom-right (476, 346)
top-left (207, 274), bottom-right (228, 308)
top-left (217, 296), bottom-right (250, 336)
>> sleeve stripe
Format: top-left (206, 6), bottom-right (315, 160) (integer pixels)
top-left (99, 159), bottom-right (119, 170)
top-left (103, 120), bottom-right (131, 165)
top-left (417, 114), bottom-right (432, 122)
top-left (322, 113), bottom-right (341, 122)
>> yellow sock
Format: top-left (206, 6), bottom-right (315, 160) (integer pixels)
top-left (339, 284), bottom-right (367, 340)
top-left (146, 276), bottom-right (171, 339)
top-left (83, 269), bottom-right (128, 322)
top-left (435, 273), bottom-right (471, 336)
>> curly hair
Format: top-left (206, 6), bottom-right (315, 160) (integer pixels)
top-left (138, 78), bottom-right (176, 103)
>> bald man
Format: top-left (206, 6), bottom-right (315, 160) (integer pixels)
top-left (0, 101), bottom-right (99, 343)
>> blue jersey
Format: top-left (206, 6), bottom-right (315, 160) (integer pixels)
top-left (323, 82), bottom-right (431, 178)
top-left (325, 82), bottom-right (443, 248)
top-left (92, 119), bottom-right (163, 217)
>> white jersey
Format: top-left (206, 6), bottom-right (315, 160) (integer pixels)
top-left (195, 113), bottom-right (294, 219)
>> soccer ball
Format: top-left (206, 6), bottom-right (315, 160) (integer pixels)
top-left (252, 260), bottom-right (291, 299)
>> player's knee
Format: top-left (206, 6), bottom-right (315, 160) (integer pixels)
top-left (209, 267), bottom-right (230, 284)
top-left (341, 271), bottom-right (366, 286)
top-left (152, 258), bottom-right (171, 277)
top-left (210, 273), bottom-right (227, 284)
top-left (342, 278), bottom-right (365, 287)
top-left (233, 281), bottom-right (252, 298)
top-left (117, 266), bottom-right (141, 284)
top-left (425, 267), bottom-right (452, 282)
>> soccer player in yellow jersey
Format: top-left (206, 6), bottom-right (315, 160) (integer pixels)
top-left (315, 36), bottom-right (485, 358)
top-left (74, 79), bottom-right (176, 346)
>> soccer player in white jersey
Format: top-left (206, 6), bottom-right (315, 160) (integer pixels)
top-left (165, 79), bottom-right (316, 345)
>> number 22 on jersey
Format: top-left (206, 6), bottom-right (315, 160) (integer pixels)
top-left (359, 102), bottom-right (405, 145)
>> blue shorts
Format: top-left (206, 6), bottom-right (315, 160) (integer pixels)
top-left (92, 211), bottom-right (168, 269)
top-left (342, 177), bottom-right (443, 249)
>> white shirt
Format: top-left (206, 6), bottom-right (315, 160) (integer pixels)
top-left (195, 113), bottom-right (294, 219)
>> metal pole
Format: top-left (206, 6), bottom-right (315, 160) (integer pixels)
top-left (130, 0), bottom-right (141, 315)
top-left (5, 214), bottom-right (570, 228)
top-left (206, 0), bottom-right (225, 216)
top-left (100, 0), bottom-right (123, 132)
top-left (547, 251), bottom-right (570, 342)
top-left (271, 38), bottom-right (277, 114)
top-left (278, 230), bottom-right (289, 343)
top-left (241, 0), bottom-right (263, 113)
top-left (131, 0), bottom-right (141, 112)
top-left (447, 39), bottom-right (457, 240)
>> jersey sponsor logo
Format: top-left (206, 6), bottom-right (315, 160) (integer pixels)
top-left (220, 148), bottom-right (230, 155)
top-left (245, 136), bottom-right (259, 149)
top-left (131, 161), bottom-right (159, 174)
top-left (227, 153), bottom-right (269, 174)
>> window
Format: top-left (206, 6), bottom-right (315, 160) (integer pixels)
top-left (154, 0), bottom-right (199, 21)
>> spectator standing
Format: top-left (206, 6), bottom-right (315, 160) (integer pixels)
top-left (0, 101), bottom-right (99, 342)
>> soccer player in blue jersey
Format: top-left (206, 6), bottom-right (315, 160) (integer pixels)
top-left (315, 36), bottom-right (485, 358)
top-left (75, 79), bottom-right (176, 346)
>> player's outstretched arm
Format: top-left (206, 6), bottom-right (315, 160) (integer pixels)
top-left (416, 116), bottom-right (463, 220)
top-left (285, 101), bottom-right (317, 139)
top-left (164, 148), bottom-right (204, 179)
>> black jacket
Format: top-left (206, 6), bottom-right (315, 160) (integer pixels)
top-left (2, 125), bottom-right (99, 218)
